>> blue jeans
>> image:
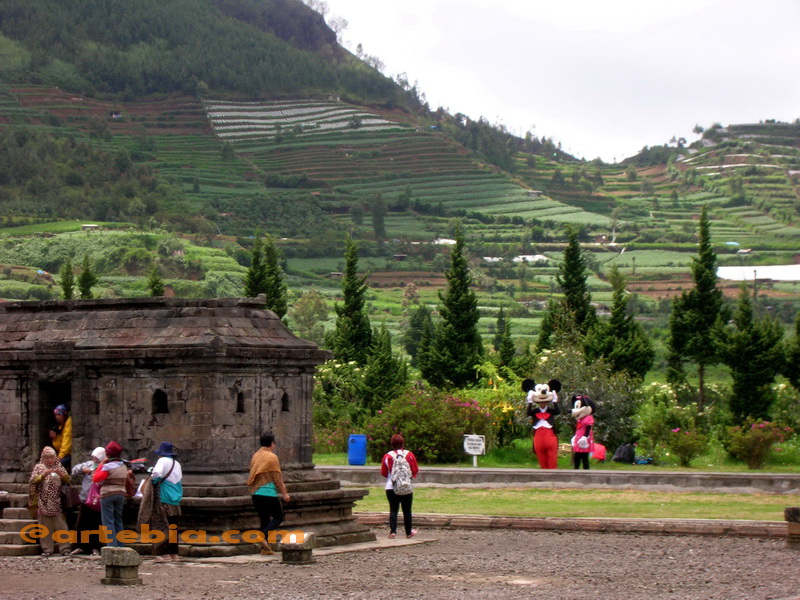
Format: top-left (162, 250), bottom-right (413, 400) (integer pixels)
top-left (100, 494), bottom-right (125, 547)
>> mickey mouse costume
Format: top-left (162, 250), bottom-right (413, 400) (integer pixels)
top-left (523, 378), bottom-right (561, 469)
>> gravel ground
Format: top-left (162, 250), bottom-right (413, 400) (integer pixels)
top-left (1, 528), bottom-right (799, 600)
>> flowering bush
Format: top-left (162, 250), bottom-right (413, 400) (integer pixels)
top-left (725, 419), bottom-right (794, 469)
top-left (470, 362), bottom-right (528, 447)
top-left (364, 389), bottom-right (493, 463)
top-left (770, 383), bottom-right (800, 431)
top-left (666, 428), bottom-right (708, 467)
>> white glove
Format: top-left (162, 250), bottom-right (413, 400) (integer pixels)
top-left (578, 436), bottom-right (589, 449)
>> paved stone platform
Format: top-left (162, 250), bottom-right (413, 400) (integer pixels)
top-left (318, 465), bottom-right (800, 494)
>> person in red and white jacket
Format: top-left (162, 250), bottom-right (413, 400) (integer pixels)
top-left (380, 434), bottom-right (419, 539)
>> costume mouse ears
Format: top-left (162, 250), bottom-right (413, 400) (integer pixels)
top-left (521, 378), bottom-right (562, 393)
top-left (571, 394), bottom-right (597, 412)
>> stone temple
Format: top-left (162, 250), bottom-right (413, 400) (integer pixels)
top-left (0, 297), bottom-right (374, 553)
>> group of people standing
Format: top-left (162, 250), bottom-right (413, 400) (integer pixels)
top-left (29, 406), bottom-right (421, 559)
top-left (28, 405), bottom-right (183, 560)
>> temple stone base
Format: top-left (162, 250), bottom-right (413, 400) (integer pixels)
top-left (175, 467), bottom-right (375, 552)
top-left (0, 466), bottom-right (375, 557)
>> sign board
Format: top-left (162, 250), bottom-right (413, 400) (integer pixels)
top-left (463, 434), bottom-right (485, 456)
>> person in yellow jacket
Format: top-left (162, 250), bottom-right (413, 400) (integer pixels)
top-left (50, 404), bottom-right (72, 470)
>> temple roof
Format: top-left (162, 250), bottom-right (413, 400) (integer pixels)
top-left (0, 297), bottom-right (329, 362)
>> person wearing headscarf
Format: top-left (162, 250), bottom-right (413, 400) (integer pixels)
top-left (28, 446), bottom-right (72, 556)
top-left (247, 432), bottom-right (290, 554)
top-left (69, 446), bottom-right (106, 555)
top-left (93, 441), bottom-right (127, 547)
top-left (138, 441), bottom-right (183, 562)
top-left (50, 404), bottom-right (72, 470)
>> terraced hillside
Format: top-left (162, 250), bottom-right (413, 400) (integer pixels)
top-left (2, 85), bottom-right (800, 348)
top-left (202, 96), bottom-right (609, 234)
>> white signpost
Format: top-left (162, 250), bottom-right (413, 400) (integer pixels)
top-left (463, 434), bottom-right (485, 467)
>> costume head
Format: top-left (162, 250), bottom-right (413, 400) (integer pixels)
top-left (154, 441), bottom-right (177, 457)
top-left (522, 378), bottom-right (562, 406)
top-left (570, 394), bottom-right (596, 419)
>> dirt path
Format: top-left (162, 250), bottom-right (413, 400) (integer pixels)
top-left (1, 528), bottom-right (799, 600)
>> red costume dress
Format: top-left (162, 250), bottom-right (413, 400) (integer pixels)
top-left (527, 400), bottom-right (560, 469)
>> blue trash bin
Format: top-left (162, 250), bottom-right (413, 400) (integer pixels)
top-left (348, 434), bottom-right (367, 465)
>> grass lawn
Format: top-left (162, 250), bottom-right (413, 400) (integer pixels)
top-left (350, 486), bottom-right (790, 521)
top-left (315, 444), bottom-right (798, 521)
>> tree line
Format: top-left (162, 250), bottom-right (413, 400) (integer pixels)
top-left (0, 0), bottom-right (406, 104)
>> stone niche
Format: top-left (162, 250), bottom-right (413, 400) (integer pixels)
top-left (0, 297), bottom-right (375, 549)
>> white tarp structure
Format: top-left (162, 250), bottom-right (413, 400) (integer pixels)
top-left (718, 265), bottom-right (800, 281)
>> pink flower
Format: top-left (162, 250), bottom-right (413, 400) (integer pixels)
top-left (377, 410), bottom-right (383, 414)
top-left (672, 428), bottom-right (681, 433)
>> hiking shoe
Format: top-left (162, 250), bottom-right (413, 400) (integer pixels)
top-left (406, 530), bottom-right (417, 538)
top-left (387, 533), bottom-right (396, 539)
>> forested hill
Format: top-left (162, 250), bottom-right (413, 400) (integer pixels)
top-left (0, 0), bottom-right (406, 104)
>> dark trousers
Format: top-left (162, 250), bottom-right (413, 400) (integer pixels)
top-left (573, 452), bottom-right (590, 470)
top-left (74, 504), bottom-right (103, 552)
top-left (252, 495), bottom-right (284, 545)
top-left (386, 489), bottom-right (413, 535)
top-left (158, 514), bottom-right (180, 556)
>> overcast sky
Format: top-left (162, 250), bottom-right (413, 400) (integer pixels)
top-left (322, 0), bottom-right (800, 163)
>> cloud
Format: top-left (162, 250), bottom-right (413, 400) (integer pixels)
top-left (325, 0), bottom-right (800, 161)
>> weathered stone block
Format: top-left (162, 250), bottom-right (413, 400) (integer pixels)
top-left (281, 531), bottom-right (316, 564)
top-left (101, 546), bottom-right (143, 586)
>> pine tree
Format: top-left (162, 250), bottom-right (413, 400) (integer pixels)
top-left (420, 228), bottom-right (483, 388)
top-left (147, 264), bottom-right (165, 297)
top-left (331, 235), bottom-right (372, 365)
top-left (537, 227), bottom-right (596, 350)
top-left (668, 206), bottom-right (727, 409)
top-left (493, 307), bottom-right (507, 353)
top-left (784, 312), bottom-right (800, 391)
top-left (497, 318), bottom-right (516, 369)
top-left (715, 284), bottom-right (785, 421)
top-left (585, 266), bottom-right (654, 379)
top-left (403, 304), bottom-right (431, 366)
top-left (557, 226), bottom-right (596, 334)
top-left (262, 236), bottom-right (287, 319)
top-left (362, 326), bottom-right (408, 415)
top-left (77, 255), bottom-right (98, 300)
top-left (243, 236), bottom-right (267, 298)
top-left (59, 259), bottom-right (75, 300)
top-left (243, 235), bottom-right (287, 318)
top-left (371, 194), bottom-right (387, 240)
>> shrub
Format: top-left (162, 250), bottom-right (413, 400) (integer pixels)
top-left (363, 389), bottom-right (493, 463)
top-left (666, 428), bottom-right (708, 467)
top-left (526, 345), bottom-right (643, 452)
top-left (725, 419), bottom-right (794, 469)
top-left (770, 383), bottom-right (800, 431)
